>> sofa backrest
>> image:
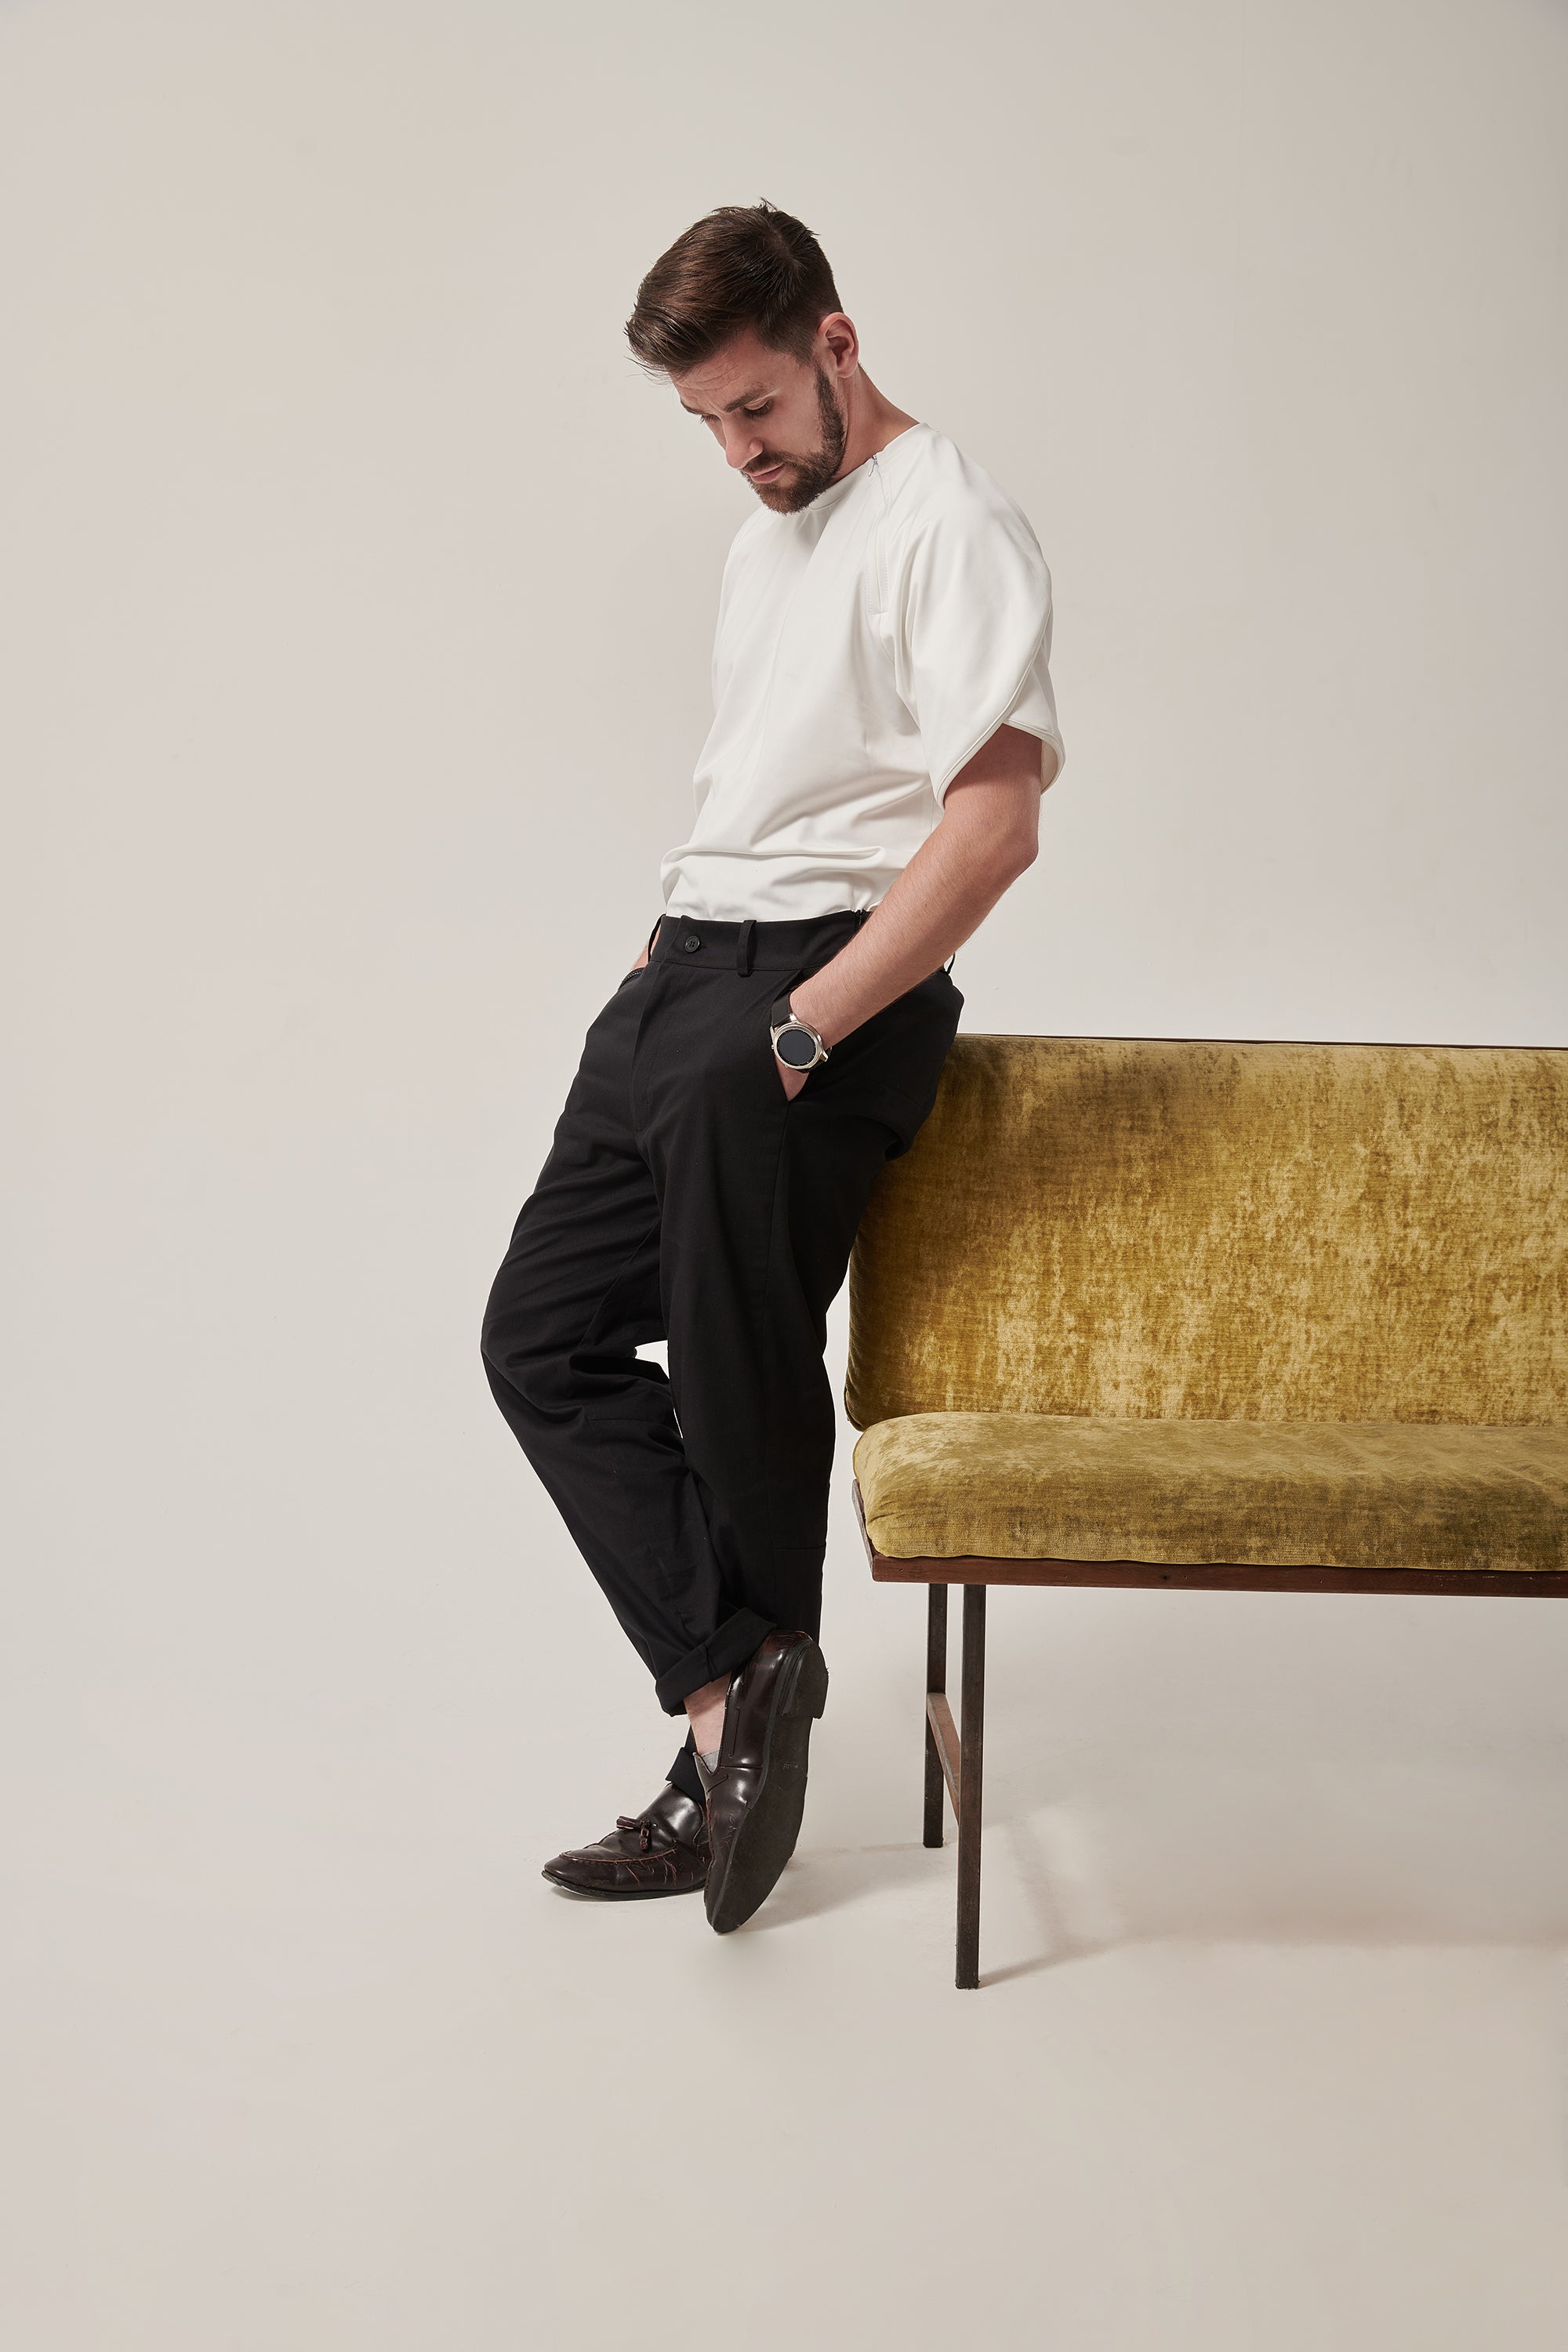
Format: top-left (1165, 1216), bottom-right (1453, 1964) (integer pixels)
top-left (844, 1036), bottom-right (1568, 1430)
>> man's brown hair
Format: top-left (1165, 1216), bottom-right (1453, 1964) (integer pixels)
top-left (626, 201), bottom-right (842, 375)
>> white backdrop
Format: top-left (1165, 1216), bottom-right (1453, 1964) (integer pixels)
top-left (4, 5), bottom-right (1566, 2347)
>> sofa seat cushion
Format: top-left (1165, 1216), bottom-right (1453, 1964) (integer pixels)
top-left (851, 1413), bottom-right (1568, 1574)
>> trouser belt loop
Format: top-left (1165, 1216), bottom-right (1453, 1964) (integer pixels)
top-left (736, 918), bottom-right (757, 976)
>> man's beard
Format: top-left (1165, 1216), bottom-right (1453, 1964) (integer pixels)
top-left (745, 363), bottom-right (849, 513)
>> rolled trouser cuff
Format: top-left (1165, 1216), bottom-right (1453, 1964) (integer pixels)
top-left (654, 1610), bottom-right (774, 1715)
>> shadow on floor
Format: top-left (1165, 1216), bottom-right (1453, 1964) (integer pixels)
top-left (754, 1836), bottom-right (942, 1929)
top-left (738, 1806), bottom-right (1119, 1983)
top-left (779, 1581), bottom-right (1568, 1960)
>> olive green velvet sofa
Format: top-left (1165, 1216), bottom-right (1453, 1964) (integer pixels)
top-left (844, 1036), bottom-right (1568, 1987)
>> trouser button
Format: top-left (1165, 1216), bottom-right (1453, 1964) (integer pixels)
top-left (683, 934), bottom-right (701, 951)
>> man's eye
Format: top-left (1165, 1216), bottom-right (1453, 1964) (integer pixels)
top-left (744, 404), bottom-right (771, 419)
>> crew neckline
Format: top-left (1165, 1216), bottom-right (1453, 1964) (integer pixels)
top-left (869, 419), bottom-right (927, 464)
top-left (772, 419), bottom-right (927, 524)
top-left (837, 418), bottom-right (927, 492)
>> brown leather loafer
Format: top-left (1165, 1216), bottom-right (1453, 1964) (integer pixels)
top-left (541, 1783), bottom-right (710, 1900)
top-left (699, 1630), bottom-right (829, 1935)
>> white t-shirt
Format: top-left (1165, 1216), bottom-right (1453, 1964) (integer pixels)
top-left (659, 421), bottom-right (1065, 923)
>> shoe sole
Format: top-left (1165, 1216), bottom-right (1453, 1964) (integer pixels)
top-left (541, 1867), bottom-right (706, 1901)
top-left (706, 1639), bottom-right (829, 1936)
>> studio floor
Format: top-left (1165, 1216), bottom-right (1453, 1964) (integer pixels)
top-left (8, 1474), bottom-right (1568, 2350)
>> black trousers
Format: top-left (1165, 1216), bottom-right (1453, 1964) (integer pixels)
top-left (481, 907), bottom-right (963, 1791)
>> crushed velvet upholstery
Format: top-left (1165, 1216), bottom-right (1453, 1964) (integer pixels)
top-left (845, 1037), bottom-right (1568, 1571)
top-left (855, 1411), bottom-right (1568, 1572)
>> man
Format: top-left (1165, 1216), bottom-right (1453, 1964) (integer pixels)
top-left (481, 201), bottom-right (1065, 1935)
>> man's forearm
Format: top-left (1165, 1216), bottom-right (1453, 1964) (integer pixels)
top-left (789, 779), bottom-right (1038, 1048)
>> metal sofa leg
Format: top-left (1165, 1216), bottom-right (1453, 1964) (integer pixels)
top-left (924, 1584), bottom-right (948, 1849)
top-left (956, 1584), bottom-right (987, 1990)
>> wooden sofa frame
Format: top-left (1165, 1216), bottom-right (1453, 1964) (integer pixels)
top-left (851, 1482), bottom-right (1568, 1989)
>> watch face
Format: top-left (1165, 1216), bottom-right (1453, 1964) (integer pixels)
top-left (777, 1026), bottom-right (816, 1069)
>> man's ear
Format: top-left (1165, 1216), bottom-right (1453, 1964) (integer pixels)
top-left (818, 313), bottom-right (859, 376)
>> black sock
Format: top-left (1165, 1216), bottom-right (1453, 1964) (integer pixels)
top-left (667, 1731), bottom-right (706, 1809)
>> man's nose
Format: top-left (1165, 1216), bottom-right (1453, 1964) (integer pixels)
top-left (723, 424), bottom-right (763, 470)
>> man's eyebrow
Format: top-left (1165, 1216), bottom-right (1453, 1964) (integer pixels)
top-left (678, 385), bottom-right (775, 416)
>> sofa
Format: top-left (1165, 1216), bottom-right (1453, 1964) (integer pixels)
top-left (844, 1035), bottom-right (1568, 1987)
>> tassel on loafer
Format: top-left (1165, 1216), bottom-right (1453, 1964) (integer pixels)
top-left (541, 1782), bottom-right (710, 1900)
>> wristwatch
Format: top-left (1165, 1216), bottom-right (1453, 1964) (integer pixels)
top-left (770, 993), bottom-right (831, 1073)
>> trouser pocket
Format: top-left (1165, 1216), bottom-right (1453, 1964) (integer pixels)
top-left (786, 967), bottom-right (961, 1144)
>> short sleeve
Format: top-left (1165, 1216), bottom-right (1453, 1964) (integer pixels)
top-left (889, 492), bottom-right (1066, 804)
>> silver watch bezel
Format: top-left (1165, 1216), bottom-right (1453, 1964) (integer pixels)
top-left (769, 1007), bottom-right (831, 1072)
